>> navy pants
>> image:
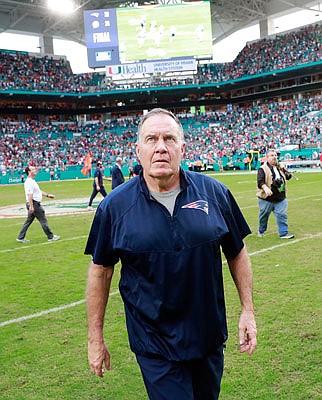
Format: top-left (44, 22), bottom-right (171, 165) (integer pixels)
top-left (136, 346), bottom-right (224, 400)
top-left (88, 185), bottom-right (107, 206)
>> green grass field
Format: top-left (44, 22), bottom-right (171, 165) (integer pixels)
top-left (0, 171), bottom-right (321, 399)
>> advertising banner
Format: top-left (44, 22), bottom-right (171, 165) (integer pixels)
top-left (106, 57), bottom-right (197, 75)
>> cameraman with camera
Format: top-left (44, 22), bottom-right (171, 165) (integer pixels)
top-left (256, 149), bottom-right (294, 239)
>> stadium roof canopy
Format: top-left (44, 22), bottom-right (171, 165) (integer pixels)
top-left (0, 0), bottom-right (319, 47)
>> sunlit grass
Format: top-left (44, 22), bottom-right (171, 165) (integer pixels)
top-left (0, 171), bottom-right (321, 399)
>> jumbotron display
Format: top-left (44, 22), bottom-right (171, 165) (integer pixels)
top-left (84, 1), bottom-right (212, 68)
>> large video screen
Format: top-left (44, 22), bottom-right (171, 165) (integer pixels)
top-left (84, 1), bottom-right (212, 68)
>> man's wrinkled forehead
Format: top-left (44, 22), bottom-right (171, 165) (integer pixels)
top-left (138, 113), bottom-right (184, 142)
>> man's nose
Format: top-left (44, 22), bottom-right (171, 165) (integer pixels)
top-left (154, 138), bottom-right (167, 152)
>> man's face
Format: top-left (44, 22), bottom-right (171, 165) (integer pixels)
top-left (29, 166), bottom-right (38, 178)
top-left (267, 151), bottom-right (278, 166)
top-left (136, 114), bottom-right (185, 180)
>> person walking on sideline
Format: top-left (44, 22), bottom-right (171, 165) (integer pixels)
top-left (111, 157), bottom-right (125, 189)
top-left (17, 166), bottom-right (60, 243)
top-left (87, 162), bottom-right (108, 211)
top-left (132, 159), bottom-right (143, 176)
top-left (257, 149), bottom-right (294, 239)
top-left (85, 108), bottom-right (257, 400)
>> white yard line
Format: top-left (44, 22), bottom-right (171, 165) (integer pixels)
top-left (241, 193), bottom-right (321, 209)
top-left (0, 291), bottom-right (120, 328)
top-left (247, 232), bottom-right (322, 257)
top-left (0, 235), bottom-right (88, 253)
top-left (1, 232), bottom-right (321, 329)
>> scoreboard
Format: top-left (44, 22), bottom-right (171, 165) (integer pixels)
top-left (84, 8), bottom-right (121, 67)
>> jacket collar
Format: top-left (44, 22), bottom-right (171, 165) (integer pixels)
top-left (139, 168), bottom-right (189, 198)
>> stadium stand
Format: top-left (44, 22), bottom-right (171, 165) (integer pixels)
top-left (0, 22), bottom-right (321, 183)
top-left (1, 93), bottom-right (321, 182)
top-left (0, 22), bottom-right (321, 92)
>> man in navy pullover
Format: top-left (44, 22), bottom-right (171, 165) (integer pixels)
top-left (87, 162), bottom-right (107, 210)
top-left (111, 157), bottom-right (125, 189)
top-left (85, 108), bottom-right (257, 400)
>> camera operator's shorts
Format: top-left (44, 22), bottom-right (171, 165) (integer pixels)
top-left (136, 345), bottom-right (224, 400)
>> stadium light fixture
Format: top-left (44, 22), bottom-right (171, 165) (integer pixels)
top-left (47, 0), bottom-right (75, 14)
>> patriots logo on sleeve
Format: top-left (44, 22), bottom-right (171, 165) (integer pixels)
top-left (181, 200), bottom-right (209, 215)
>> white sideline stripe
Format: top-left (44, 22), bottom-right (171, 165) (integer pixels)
top-left (2, 222), bottom-right (23, 228)
top-left (0, 290), bottom-right (120, 328)
top-left (220, 232), bottom-right (322, 265)
top-left (248, 232), bottom-right (322, 257)
top-left (241, 193), bottom-right (321, 210)
top-left (0, 235), bottom-right (88, 253)
top-left (1, 232), bottom-right (321, 328)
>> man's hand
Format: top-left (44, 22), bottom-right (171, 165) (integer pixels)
top-left (238, 310), bottom-right (257, 356)
top-left (263, 184), bottom-right (272, 196)
top-left (88, 339), bottom-right (111, 378)
top-left (47, 193), bottom-right (55, 199)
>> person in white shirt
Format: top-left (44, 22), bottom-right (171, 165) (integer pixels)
top-left (16, 166), bottom-right (60, 243)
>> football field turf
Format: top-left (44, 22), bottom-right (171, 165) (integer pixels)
top-left (0, 171), bottom-right (321, 399)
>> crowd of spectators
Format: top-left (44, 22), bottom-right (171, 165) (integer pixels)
top-left (0, 21), bottom-right (321, 176)
top-left (197, 23), bottom-right (322, 83)
top-left (0, 52), bottom-right (104, 92)
top-left (183, 95), bottom-right (321, 166)
top-left (0, 23), bottom-right (321, 92)
top-left (1, 94), bottom-right (321, 175)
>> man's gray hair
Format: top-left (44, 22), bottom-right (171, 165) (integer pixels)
top-left (137, 108), bottom-right (184, 142)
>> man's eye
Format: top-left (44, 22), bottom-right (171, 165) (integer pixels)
top-left (146, 137), bottom-right (155, 143)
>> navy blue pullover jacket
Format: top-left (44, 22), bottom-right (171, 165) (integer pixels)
top-left (85, 170), bottom-right (251, 361)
